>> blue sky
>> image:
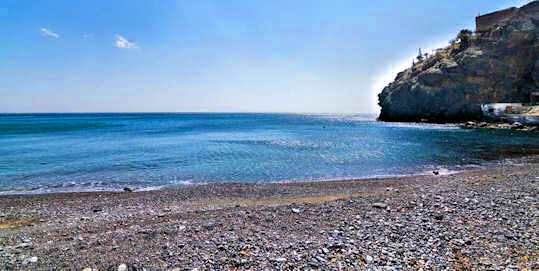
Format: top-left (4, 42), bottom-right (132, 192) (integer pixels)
top-left (0, 0), bottom-right (529, 113)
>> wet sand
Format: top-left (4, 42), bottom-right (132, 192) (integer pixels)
top-left (0, 157), bottom-right (538, 270)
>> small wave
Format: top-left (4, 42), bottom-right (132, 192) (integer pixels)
top-left (420, 168), bottom-right (461, 176)
top-left (268, 139), bottom-right (322, 149)
top-left (308, 113), bottom-right (378, 122)
top-left (384, 122), bottom-right (460, 130)
top-left (0, 177), bottom-right (207, 195)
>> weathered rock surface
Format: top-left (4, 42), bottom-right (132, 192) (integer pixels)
top-left (461, 120), bottom-right (539, 131)
top-left (378, 1), bottom-right (539, 122)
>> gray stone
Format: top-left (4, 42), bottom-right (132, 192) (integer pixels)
top-left (372, 202), bottom-right (388, 209)
top-left (23, 256), bottom-right (38, 265)
top-left (511, 122), bottom-right (524, 129)
top-left (364, 255), bottom-right (374, 263)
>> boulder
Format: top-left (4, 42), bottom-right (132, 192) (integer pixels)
top-left (372, 202), bottom-right (388, 209)
top-left (511, 122), bottom-right (524, 129)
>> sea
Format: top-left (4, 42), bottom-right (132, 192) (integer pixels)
top-left (1, 113), bottom-right (538, 194)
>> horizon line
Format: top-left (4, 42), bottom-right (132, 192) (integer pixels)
top-left (0, 111), bottom-right (380, 115)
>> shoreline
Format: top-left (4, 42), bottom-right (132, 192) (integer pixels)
top-left (1, 157), bottom-right (538, 269)
top-left (0, 153), bottom-right (531, 197)
top-left (0, 165), bottom-right (500, 197)
top-left (0, 169), bottom-right (462, 197)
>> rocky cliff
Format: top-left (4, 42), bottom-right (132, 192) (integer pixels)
top-left (378, 1), bottom-right (539, 122)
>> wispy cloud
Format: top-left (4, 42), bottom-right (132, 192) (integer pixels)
top-left (40, 28), bottom-right (59, 39)
top-left (83, 33), bottom-right (93, 39)
top-left (114, 35), bottom-right (138, 49)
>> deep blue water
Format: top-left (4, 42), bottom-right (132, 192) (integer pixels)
top-left (1, 113), bottom-right (538, 194)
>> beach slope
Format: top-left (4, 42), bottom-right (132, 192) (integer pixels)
top-left (1, 159), bottom-right (538, 270)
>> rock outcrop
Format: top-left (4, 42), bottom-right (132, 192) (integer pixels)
top-left (461, 121), bottom-right (538, 132)
top-left (378, 1), bottom-right (539, 122)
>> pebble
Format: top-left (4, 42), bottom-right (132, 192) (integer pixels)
top-left (364, 255), bottom-right (374, 263)
top-left (15, 242), bottom-right (31, 249)
top-left (23, 256), bottom-right (38, 265)
top-left (372, 202), bottom-right (388, 209)
top-left (434, 214), bottom-right (444, 220)
top-left (1, 159), bottom-right (538, 270)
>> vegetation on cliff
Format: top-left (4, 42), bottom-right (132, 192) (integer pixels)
top-left (378, 1), bottom-right (539, 122)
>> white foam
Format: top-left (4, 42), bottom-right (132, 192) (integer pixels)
top-left (384, 122), bottom-right (460, 130)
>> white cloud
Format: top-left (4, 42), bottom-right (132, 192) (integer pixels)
top-left (114, 35), bottom-right (138, 49)
top-left (83, 33), bottom-right (93, 39)
top-left (40, 28), bottom-right (59, 39)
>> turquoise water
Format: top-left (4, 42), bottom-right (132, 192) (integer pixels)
top-left (1, 113), bottom-right (538, 194)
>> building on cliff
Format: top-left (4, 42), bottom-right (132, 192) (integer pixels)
top-left (475, 7), bottom-right (517, 33)
top-left (475, 1), bottom-right (539, 32)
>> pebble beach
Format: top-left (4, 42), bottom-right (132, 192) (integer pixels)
top-left (1, 157), bottom-right (538, 270)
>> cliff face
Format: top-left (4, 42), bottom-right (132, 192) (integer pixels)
top-left (378, 2), bottom-right (539, 122)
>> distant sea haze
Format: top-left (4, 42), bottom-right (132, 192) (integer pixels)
top-left (0, 113), bottom-right (538, 194)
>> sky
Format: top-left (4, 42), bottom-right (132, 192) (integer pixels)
top-left (0, 0), bottom-right (531, 113)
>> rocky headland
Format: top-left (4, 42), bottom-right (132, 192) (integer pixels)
top-left (378, 1), bottom-right (539, 123)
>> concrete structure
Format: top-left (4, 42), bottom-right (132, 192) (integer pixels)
top-left (475, 1), bottom-right (539, 33)
top-left (482, 103), bottom-right (539, 125)
top-left (475, 7), bottom-right (517, 32)
top-left (481, 103), bottom-right (525, 117)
